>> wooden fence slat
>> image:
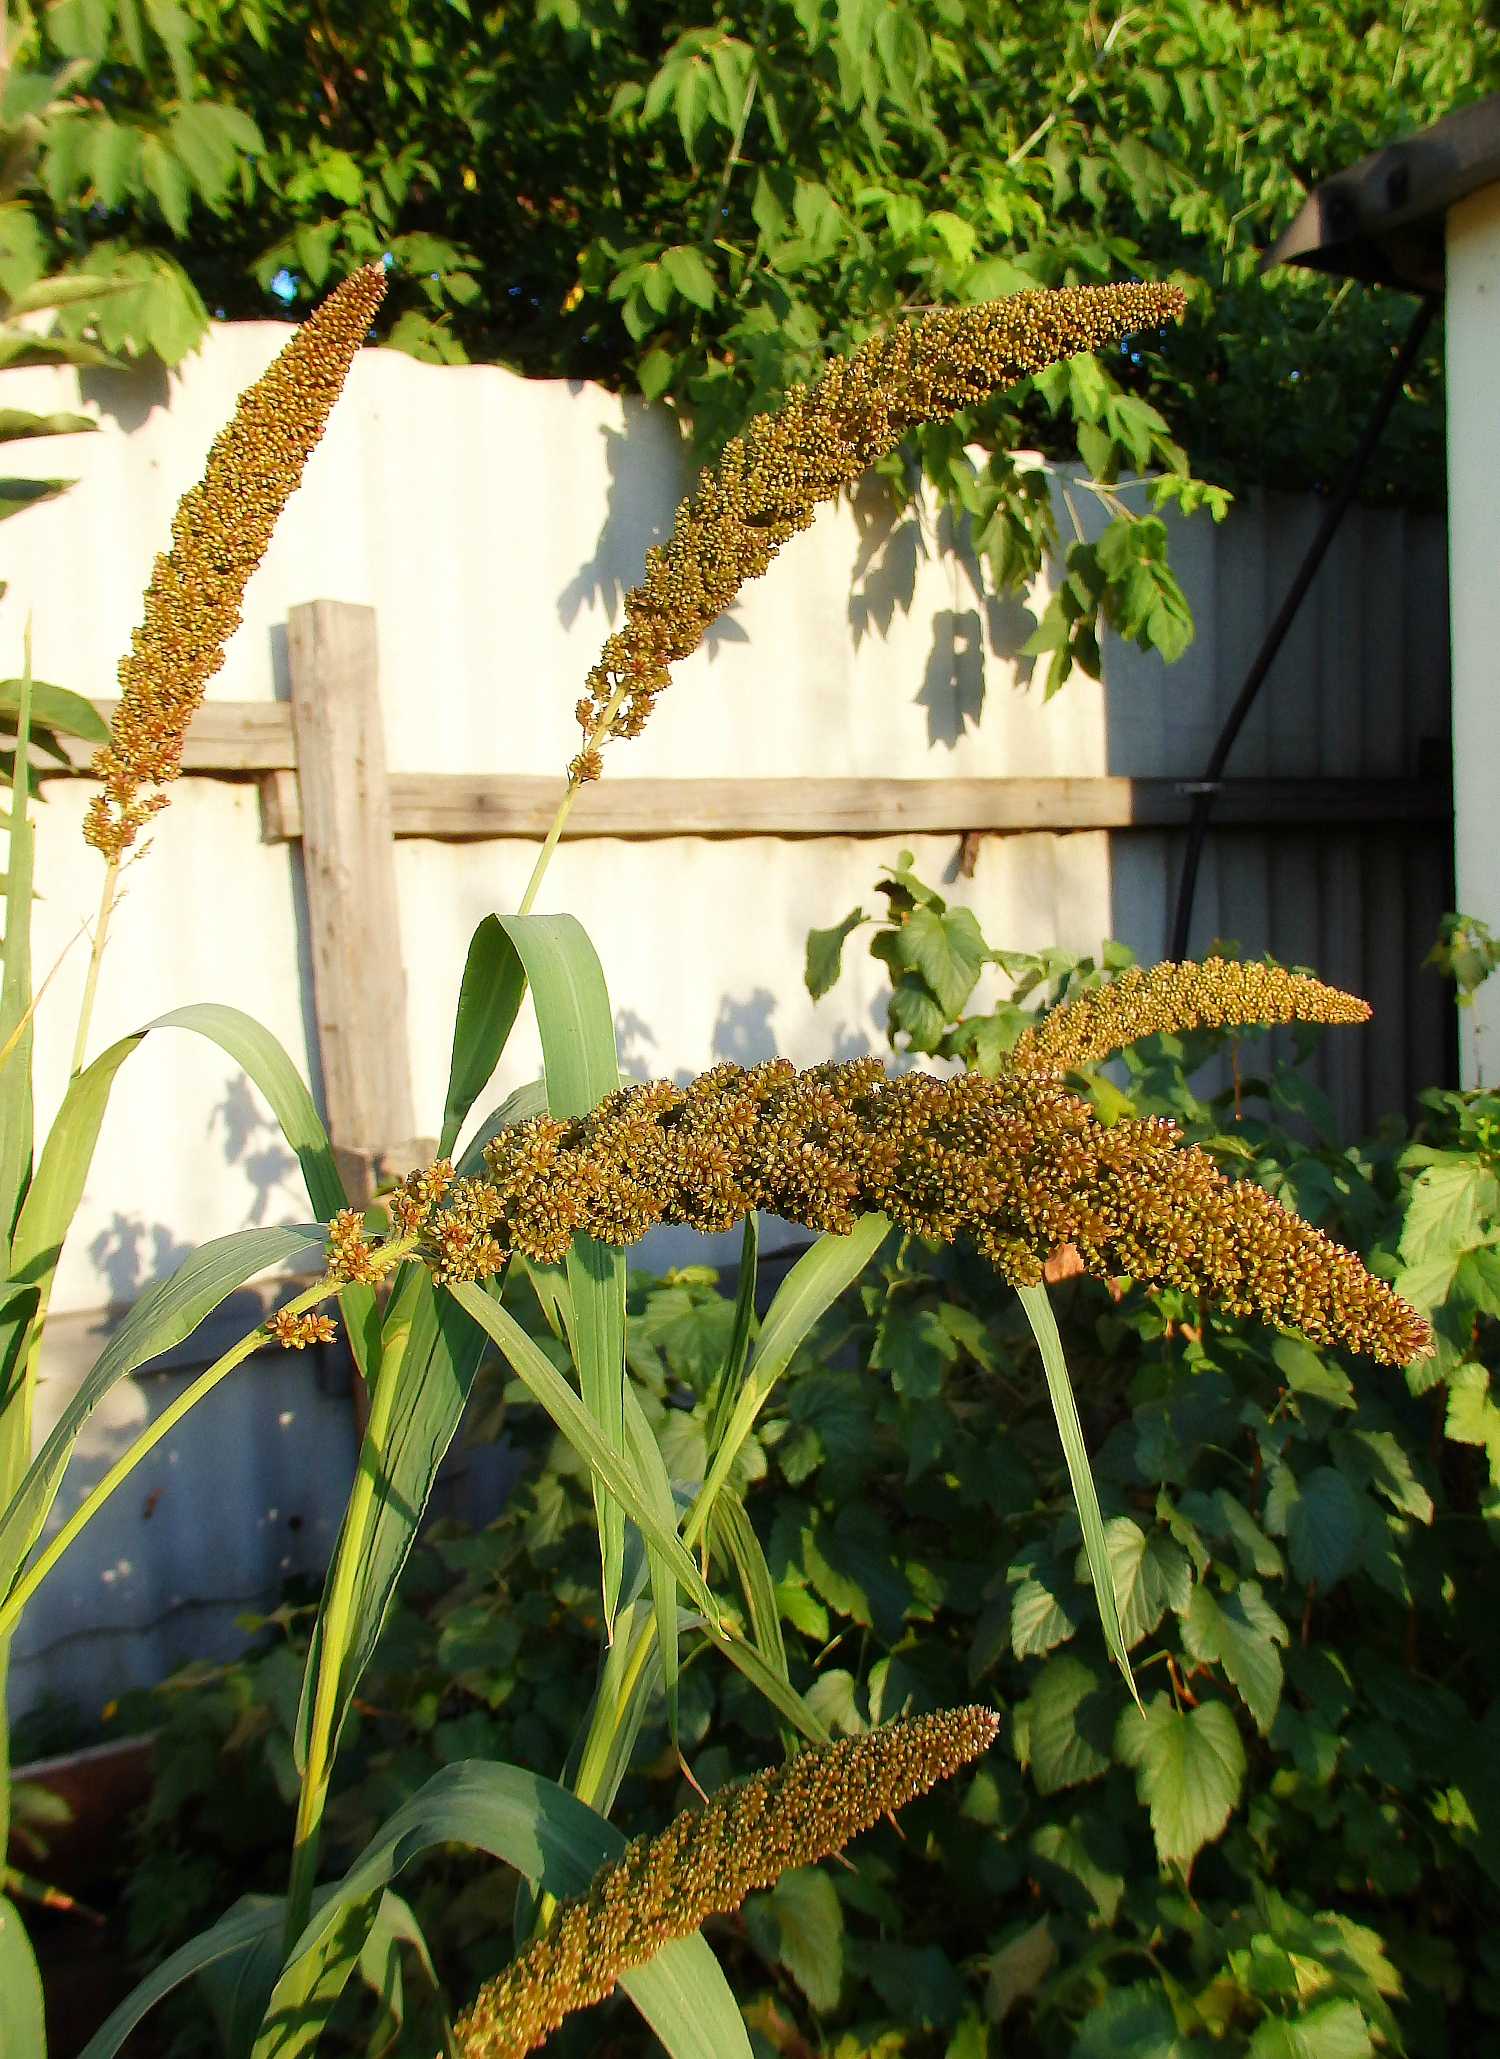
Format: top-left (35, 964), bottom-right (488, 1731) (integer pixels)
top-left (284, 603), bottom-right (428, 1202)
top-left (254, 770), bottom-right (1452, 844)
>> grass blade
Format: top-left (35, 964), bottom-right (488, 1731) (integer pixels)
top-left (438, 916), bottom-right (527, 1159)
top-left (0, 1224), bottom-right (325, 1593)
top-left (688, 1213), bottom-right (890, 1546)
top-left (498, 914), bottom-right (627, 1624)
top-left (1016, 1278), bottom-right (1140, 1706)
top-left (623, 1381), bottom-right (681, 1740)
top-left (448, 1279), bottom-right (717, 1624)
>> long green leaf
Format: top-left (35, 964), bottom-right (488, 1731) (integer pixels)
top-left (77, 1894), bottom-right (290, 2059)
top-left (498, 913), bottom-right (627, 1623)
top-left (706, 1213), bottom-right (758, 1451)
top-left (439, 916), bottom-right (527, 1158)
top-left (623, 1380), bottom-right (681, 1740)
top-left (689, 1612), bottom-right (829, 1744)
top-left (1016, 1279), bottom-right (1140, 1706)
top-left (689, 1214), bottom-right (890, 1545)
top-left (0, 677), bottom-right (108, 743)
top-left (0, 1225), bottom-right (324, 1593)
top-left (711, 1485), bottom-right (789, 1686)
top-left (0, 1892), bottom-right (45, 2059)
top-left (9, 1003), bottom-right (376, 1375)
top-left (0, 658), bottom-right (34, 1264)
top-left (292, 1271), bottom-right (496, 1776)
top-left (448, 1279), bottom-right (718, 1624)
top-left (84, 1762), bottom-right (752, 2059)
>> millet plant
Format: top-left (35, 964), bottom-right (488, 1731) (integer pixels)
top-left (0, 265), bottom-right (1425, 2059)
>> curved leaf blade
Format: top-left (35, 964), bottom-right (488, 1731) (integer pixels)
top-left (1017, 1279), bottom-right (1139, 1706)
top-left (498, 913), bottom-right (627, 1622)
top-left (690, 1214), bottom-right (890, 1544)
top-left (292, 1272), bottom-right (496, 1775)
top-left (448, 1279), bottom-right (718, 1624)
top-left (439, 916), bottom-right (527, 1159)
top-left (0, 1224), bottom-right (324, 1592)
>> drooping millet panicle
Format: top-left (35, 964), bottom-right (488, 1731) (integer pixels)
top-left (84, 263), bottom-right (387, 860)
top-left (1009, 958), bottom-right (1371, 1078)
top-left (571, 281), bottom-right (1185, 781)
top-left (454, 1707), bottom-right (1000, 2059)
top-left (400, 1057), bottom-right (1428, 1363)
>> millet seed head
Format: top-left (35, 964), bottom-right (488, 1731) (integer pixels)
top-left (84, 263), bottom-right (387, 860)
top-left (454, 1706), bottom-right (999, 2059)
top-left (573, 282), bottom-right (1185, 778)
top-left (416, 1055), bottom-right (1426, 1365)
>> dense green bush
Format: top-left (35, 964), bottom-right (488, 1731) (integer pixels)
top-left (12, 3), bottom-right (1495, 697)
top-left (112, 909), bottom-right (1500, 2059)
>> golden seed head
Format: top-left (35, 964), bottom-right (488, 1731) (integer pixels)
top-left (418, 1053), bottom-right (1426, 1364)
top-left (326, 1206), bottom-right (379, 1285)
top-left (455, 1706), bottom-right (999, 2059)
top-left (267, 1309), bottom-right (337, 1350)
top-left (1010, 958), bottom-right (1371, 1077)
top-left (84, 263), bottom-right (387, 860)
top-left (574, 282), bottom-right (1185, 771)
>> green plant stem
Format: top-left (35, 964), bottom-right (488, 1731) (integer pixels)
top-left (0, 1275), bottom-right (341, 1646)
top-left (71, 857), bottom-right (119, 1079)
top-left (519, 677), bottom-right (634, 915)
top-left (283, 1279), bottom-right (418, 1953)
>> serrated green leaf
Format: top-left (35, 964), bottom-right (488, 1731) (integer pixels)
top-left (1273, 1336), bottom-right (1354, 1410)
top-left (746, 1867), bottom-right (842, 2013)
top-left (1115, 1693), bottom-right (1245, 1871)
top-left (1074, 1979), bottom-right (1182, 2057)
top-left (1247, 1999), bottom-right (1373, 2059)
top-left (1078, 1518), bottom-right (1191, 1650)
top-left (1267, 1465), bottom-right (1365, 1592)
top-left (1009, 1567), bottom-right (1082, 1660)
top-left (1182, 1581), bottom-right (1287, 1735)
top-left (1024, 1654), bottom-right (1115, 1793)
top-left (1399, 1161), bottom-right (1500, 1266)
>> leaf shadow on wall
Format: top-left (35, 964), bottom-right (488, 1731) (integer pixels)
top-left (557, 401), bottom-right (752, 660)
top-left (847, 478), bottom-right (1039, 748)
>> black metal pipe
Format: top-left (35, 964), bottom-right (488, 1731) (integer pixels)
top-left (1168, 292), bottom-right (1439, 962)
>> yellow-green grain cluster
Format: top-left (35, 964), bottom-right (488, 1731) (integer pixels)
top-left (455, 1706), bottom-right (999, 2059)
top-left (1010, 958), bottom-right (1371, 1077)
top-left (404, 1056), bottom-right (1426, 1364)
top-left (84, 263), bottom-right (387, 859)
top-left (571, 281), bottom-right (1185, 780)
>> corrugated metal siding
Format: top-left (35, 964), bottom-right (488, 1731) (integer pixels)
top-left (0, 327), bottom-right (1451, 1716)
top-left (1105, 494), bottom-right (1453, 1136)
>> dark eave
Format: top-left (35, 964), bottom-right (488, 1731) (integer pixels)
top-left (1264, 91), bottom-right (1500, 294)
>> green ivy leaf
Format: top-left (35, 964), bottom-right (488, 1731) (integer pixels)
top-left (1116, 1694), bottom-right (1245, 1871)
top-left (871, 1303), bottom-right (959, 1400)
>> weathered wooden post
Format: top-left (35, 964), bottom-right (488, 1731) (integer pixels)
top-left (284, 600), bottom-right (431, 1203)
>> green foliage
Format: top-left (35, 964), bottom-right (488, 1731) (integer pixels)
top-left (109, 1033), bottom-right (1500, 2055)
top-left (4, 3), bottom-right (1486, 698)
